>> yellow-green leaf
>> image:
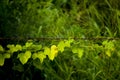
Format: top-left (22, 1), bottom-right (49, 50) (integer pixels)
top-left (106, 50), bottom-right (111, 57)
top-left (0, 54), bottom-right (5, 66)
top-left (72, 48), bottom-right (78, 53)
top-left (24, 51), bottom-right (31, 58)
top-left (64, 39), bottom-right (74, 47)
top-left (37, 52), bottom-right (46, 63)
top-left (7, 44), bottom-right (18, 53)
top-left (78, 49), bottom-right (84, 58)
top-left (32, 53), bottom-right (38, 60)
top-left (0, 45), bottom-right (4, 52)
top-left (25, 42), bottom-right (33, 48)
top-left (57, 41), bottom-right (65, 52)
top-left (3, 53), bottom-right (11, 59)
top-left (48, 45), bottom-right (58, 61)
top-left (18, 53), bottom-right (31, 65)
top-left (44, 47), bottom-right (51, 55)
top-left (19, 55), bottom-right (28, 65)
top-left (16, 44), bottom-right (22, 51)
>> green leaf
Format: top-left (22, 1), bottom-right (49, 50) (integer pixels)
top-left (64, 39), bottom-right (74, 47)
top-left (17, 53), bottom-right (23, 58)
top-left (0, 45), bottom-right (4, 52)
top-left (7, 44), bottom-right (18, 53)
top-left (72, 47), bottom-right (78, 53)
top-left (78, 49), bottom-right (84, 58)
top-left (24, 51), bottom-right (31, 58)
top-left (18, 52), bottom-right (31, 65)
top-left (44, 47), bottom-right (51, 55)
top-left (3, 53), bottom-right (11, 59)
top-left (72, 48), bottom-right (84, 58)
top-left (0, 54), bottom-right (5, 66)
top-left (36, 45), bottom-right (42, 50)
top-left (29, 44), bottom-right (42, 51)
top-left (25, 42), bottom-right (33, 48)
top-left (33, 59), bottom-right (43, 70)
top-left (7, 44), bottom-right (15, 48)
top-left (57, 41), bottom-right (65, 52)
top-left (37, 52), bottom-right (46, 63)
top-left (19, 55), bottom-right (28, 65)
top-left (48, 45), bottom-right (58, 61)
top-left (16, 44), bottom-right (22, 51)
top-left (12, 64), bottom-right (24, 72)
top-left (32, 53), bottom-right (38, 60)
top-left (106, 50), bottom-right (111, 57)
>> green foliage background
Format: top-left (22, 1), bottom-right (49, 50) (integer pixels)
top-left (1, 0), bottom-right (120, 80)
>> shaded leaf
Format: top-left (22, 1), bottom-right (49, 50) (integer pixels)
top-left (12, 64), bottom-right (24, 72)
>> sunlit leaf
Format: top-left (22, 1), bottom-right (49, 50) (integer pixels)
top-left (48, 45), bottom-right (58, 61)
top-left (0, 54), bottom-right (5, 66)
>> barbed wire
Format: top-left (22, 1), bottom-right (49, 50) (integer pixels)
top-left (0, 37), bottom-right (120, 41)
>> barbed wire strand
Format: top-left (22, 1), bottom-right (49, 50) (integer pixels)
top-left (0, 37), bottom-right (120, 41)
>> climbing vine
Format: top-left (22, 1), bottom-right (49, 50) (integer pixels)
top-left (0, 39), bottom-right (116, 67)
